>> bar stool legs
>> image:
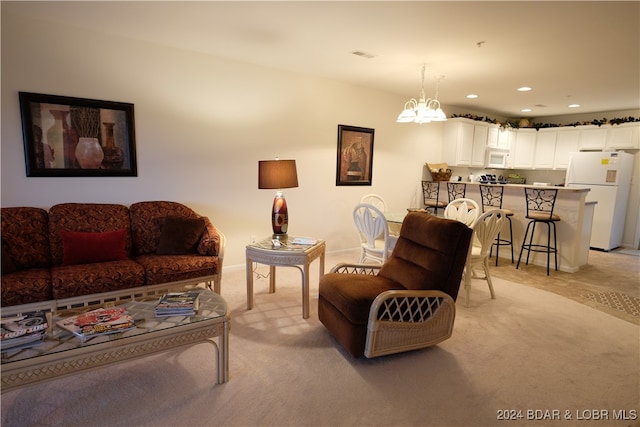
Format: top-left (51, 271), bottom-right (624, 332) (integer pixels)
top-left (491, 215), bottom-right (514, 266)
top-left (517, 219), bottom-right (558, 275)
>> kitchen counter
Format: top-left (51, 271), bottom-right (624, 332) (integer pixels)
top-left (434, 181), bottom-right (594, 272)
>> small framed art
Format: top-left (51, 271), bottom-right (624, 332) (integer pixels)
top-left (19, 92), bottom-right (137, 177)
top-left (336, 124), bottom-right (374, 186)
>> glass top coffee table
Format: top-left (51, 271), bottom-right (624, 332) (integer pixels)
top-left (1, 282), bottom-right (229, 392)
top-left (246, 236), bottom-right (325, 319)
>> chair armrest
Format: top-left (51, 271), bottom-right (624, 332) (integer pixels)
top-left (330, 263), bottom-right (381, 275)
top-left (368, 289), bottom-right (454, 323)
top-left (197, 217), bottom-right (223, 256)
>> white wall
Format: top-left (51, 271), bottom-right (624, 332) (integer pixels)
top-left (1, 12), bottom-right (442, 269)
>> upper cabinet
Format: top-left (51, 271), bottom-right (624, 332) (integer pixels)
top-left (533, 128), bottom-right (556, 169)
top-left (606, 122), bottom-right (640, 149)
top-left (442, 120), bottom-right (638, 170)
top-left (553, 128), bottom-right (580, 169)
top-left (442, 118), bottom-right (486, 167)
top-left (579, 125), bottom-right (608, 150)
top-left (487, 125), bottom-right (510, 150)
top-left (511, 129), bottom-right (537, 168)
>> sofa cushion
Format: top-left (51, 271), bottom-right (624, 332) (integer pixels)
top-left (49, 203), bottom-right (132, 266)
top-left (1, 207), bottom-right (51, 270)
top-left (135, 254), bottom-right (218, 286)
top-left (61, 229), bottom-right (128, 265)
top-left (0, 268), bottom-right (53, 306)
top-left (2, 239), bottom-right (18, 275)
top-left (51, 259), bottom-right (145, 300)
top-left (156, 216), bottom-right (205, 255)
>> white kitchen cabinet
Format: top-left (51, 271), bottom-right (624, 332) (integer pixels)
top-left (579, 125), bottom-right (608, 150)
top-left (442, 118), bottom-right (476, 166)
top-left (487, 125), bottom-right (510, 150)
top-left (606, 123), bottom-right (640, 149)
top-left (471, 124), bottom-right (488, 166)
top-left (511, 129), bottom-right (537, 168)
top-left (533, 129), bottom-right (556, 169)
top-left (553, 128), bottom-right (580, 169)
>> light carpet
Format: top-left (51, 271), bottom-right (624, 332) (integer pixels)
top-left (2, 267), bottom-right (639, 427)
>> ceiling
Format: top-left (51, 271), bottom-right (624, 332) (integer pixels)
top-left (6, 1), bottom-right (640, 119)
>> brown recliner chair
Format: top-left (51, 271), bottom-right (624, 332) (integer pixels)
top-left (318, 212), bottom-right (472, 358)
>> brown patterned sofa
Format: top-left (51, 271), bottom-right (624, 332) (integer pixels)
top-left (1, 201), bottom-right (225, 307)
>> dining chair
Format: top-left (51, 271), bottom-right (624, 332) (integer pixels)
top-left (444, 198), bottom-right (480, 227)
top-left (463, 209), bottom-right (507, 307)
top-left (360, 194), bottom-right (386, 213)
top-left (421, 181), bottom-right (446, 215)
top-left (353, 203), bottom-right (395, 264)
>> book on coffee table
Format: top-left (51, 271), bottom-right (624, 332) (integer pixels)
top-left (1, 311), bottom-right (48, 350)
top-left (57, 307), bottom-right (136, 342)
top-left (154, 291), bottom-right (200, 317)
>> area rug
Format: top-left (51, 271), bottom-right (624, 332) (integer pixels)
top-left (2, 270), bottom-right (639, 427)
top-left (583, 291), bottom-right (640, 317)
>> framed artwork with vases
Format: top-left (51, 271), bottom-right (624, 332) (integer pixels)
top-left (18, 92), bottom-right (137, 177)
top-left (336, 124), bottom-right (374, 186)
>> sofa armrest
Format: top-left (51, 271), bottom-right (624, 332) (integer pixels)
top-left (330, 263), bottom-right (381, 275)
top-left (197, 217), bottom-right (223, 257)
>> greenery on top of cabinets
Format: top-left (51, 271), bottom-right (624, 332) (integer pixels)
top-left (451, 114), bottom-right (640, 130)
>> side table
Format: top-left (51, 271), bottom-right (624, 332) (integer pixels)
top-left (246, 237), bottom-right (326, 319)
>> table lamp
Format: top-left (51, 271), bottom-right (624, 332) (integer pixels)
top-left (258, 159), bottom-right (299, 239)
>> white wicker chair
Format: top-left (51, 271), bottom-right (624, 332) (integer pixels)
top-left (353, 203), bottom-right (395, 264)
top-left (360, 194), bottom-right (387, 213)
top-left (463, 209), bottom-right (508, 307)
top-left (444, 198), bottom-right (480, 227)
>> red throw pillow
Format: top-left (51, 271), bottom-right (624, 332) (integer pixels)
top-left (61, 229), bottom-right (128, 266)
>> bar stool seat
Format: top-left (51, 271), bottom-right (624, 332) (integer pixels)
top-left (479, 185), bottom-right (514, 265)
top-left (517, 187), bottom-right (561, 275)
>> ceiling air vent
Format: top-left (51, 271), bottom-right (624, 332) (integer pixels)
top-left (351, 50), bottom-right (376, 59)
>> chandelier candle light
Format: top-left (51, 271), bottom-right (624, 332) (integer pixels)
top-left (258, 159), bottom-right (299, 239)
top-left (397, 65), bottom-right (447, 124)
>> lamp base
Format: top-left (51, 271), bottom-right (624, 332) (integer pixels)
top-left (271, 191), bottom-right (289, 237)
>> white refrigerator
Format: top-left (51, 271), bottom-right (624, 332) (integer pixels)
top-left (565, 151), bottom-right (634, 251)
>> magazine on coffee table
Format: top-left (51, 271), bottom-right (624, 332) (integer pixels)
top-left (57, 307), bottom-right (135, 342)
top-left (154, 291), bottom-right (200, 317)
top-left (1, 311), bottom-right (48, 350)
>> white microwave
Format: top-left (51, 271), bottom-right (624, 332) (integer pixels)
top-left (486, 149), bottom-right (509, 168)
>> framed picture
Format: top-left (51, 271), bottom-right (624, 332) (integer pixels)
top-left (19, 92), bottom-right (137, 177)
top-left (336, 124), bottom-right (374, 186)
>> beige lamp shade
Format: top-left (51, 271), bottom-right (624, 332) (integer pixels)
top-left (258, 160), bottom-right (299, 189)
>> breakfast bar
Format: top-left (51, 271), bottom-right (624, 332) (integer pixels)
top-left (429, 182), bottom-right (595, 272)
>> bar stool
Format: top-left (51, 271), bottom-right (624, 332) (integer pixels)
top-left (517, 187), bottom-right (561, 275)
top-left (421, 181), bottom-right (446, 215)
top-left (479, 184), bottom-right (514, 265)
top-left (447, 182), bottom-right (467, 203)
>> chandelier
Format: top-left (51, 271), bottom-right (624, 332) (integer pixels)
top-left (396, 65), bottom-right (447, 124)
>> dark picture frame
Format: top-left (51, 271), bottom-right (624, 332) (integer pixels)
top-left (19, 92), bottom-right (137, 177)
top-left (336, 124), bottom-right (374, 186)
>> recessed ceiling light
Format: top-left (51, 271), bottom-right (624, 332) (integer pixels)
top-left (521, 108), bottom-right (532, 112)
top-left (466, 94), bottom-right (478, 99)
top-left (517, 86), bottom-right (532, 92)
top-left (568, 103), bottom-right (581, 108)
